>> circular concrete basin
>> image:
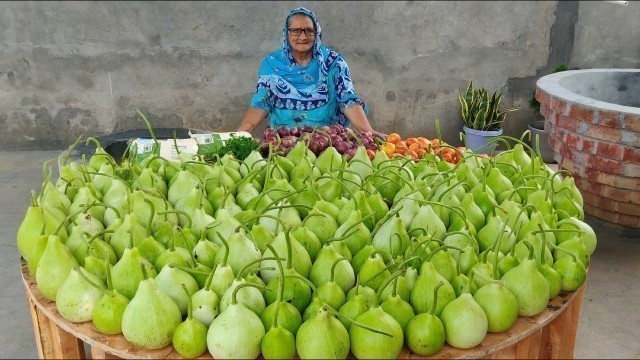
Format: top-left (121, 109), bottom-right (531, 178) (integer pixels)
top-left (536, 69), bottom-right (640, 228)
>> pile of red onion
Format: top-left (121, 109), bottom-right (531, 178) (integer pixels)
top-left (259, 125), bottom-right (385, 158)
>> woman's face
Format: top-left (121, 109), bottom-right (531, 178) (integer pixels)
top-left (287, 14), bottom-right (315, 55)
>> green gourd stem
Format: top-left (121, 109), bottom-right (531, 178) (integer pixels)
top-left (39, 160), bottom-right (53, 203)
top-left (394, 256), bottom-right (422, 272)
top-left (30, 190), bottom-right (39, 208)
top-left (409, 234), bottom-right (440, 258)
top-left (181, 284), bottom-right (193, 320)
top-left (204, 264), bottom-right (218, 291)
top-left (74, 265), bottom-right (107, 293)
top-left (323, 305), bottom-right (393, 337)
top-left (495, 161), bottom-right (525, 183)
top-left (397, 182), bottom-right (434, 203)
top-left (554, 186), bottom-right (576, 199)
top-left (354, 276), bottom-right (361, 295)
top-left (546, 241), bottom-right (581, 262)
top-left (320, 171), bottom-right (353, 198)
top-left (368, 250), bottom-right (394, 265)
top-left (61, 135), bottom-right (84, 166)
top-left (234, 223), bottom-right (257, 243)
top-left (85, 136), bottom-right (105, 153)
top-left (266, 244), bottom-right (285, 328)
top-left (523, 241), bottom-right (535, 261)
top-left (426, 245), bottom-right (464, 262)
top-left (472, 268), bottom-right (505, 286)
top-left (242, 213), bottom-right (287, 234)
top-left (363, 172), bottom-right (404, 191)
top-left (158, 210), bottom-right (192, 229)
top-left (168, 263), bottom-right (212, 277)
top-left (235, 166), bottom-right (265, 191)
top-left (534, 133), bottom-right (544, 160)
top-left (283, 230), bottom-right (294, 270)
top-left (283, 273), bottom-right (318, 294)
top-left (481, 163), bottom-right (489, 192)
top-left (433, 178), bottom-right (465, 202)
top-left (235, 257), bottom-right (279, 281)
top-left (87, 230), bottom-right (115, 244)
top-left (248, 157), bottom-right (267, 172)
top-left (496, 134), bottom-right (537, 155)
top-left (256, 187), bottom-right (306, 212)
top-left (485, 136), bottom-right (513, 151)
top-left (54, 202), bottom-right (93, 235)
top-left (370, 205), bottom-right (404, 237)
top-left (373, 165), bottom-right (415, 190)
top-left (251, 187), bottom-right (291, 212)
top-left (361, 253), bottom-right (413, 288)
top-left (215, 231), bottom-right (230, 267)
top-left (171, 130), bottom-right (181, 156)
top-left (329, 257), bottom-right (348, 283)
top-left (348, 131), bottom-right (364, 147)
top-left (87, 153), bottom-right (118, 169)
top-left (39, 204), bottom-right (46, 236)
top-left (326, 213), bottom-right (375, 243)
top-left (348, 159), bottom-right (375, 171)
top-left (444, 230), bottom-right (479, 248)
top-left (262, 203), bottom-right (312, 220)
top-left (538, 225), bottom-right (548, 266)
top-left (301, 212), bottom-right (329, 227)
top-left (375, 270), bottom-right (404, 307)
top-left (429, 281), bottom-right (445, 315)
top-left (389, 232), bottom-right (404, 258)
top-left (104, 255), bottom-right (114, 291)
top-left (417, 200), bottom-right (472, 232)
top-left (532, 228), bottom-right (584, 236)
top-left (143, 199), bottom-right (155, 233)
top-left (81, 155), bottom-right (90, 183)
top-left (231, 283), bottom-right (271, 305)
top-left (507, 186), bottom-right (538, 201)
top-left (134, 109), bottom-right (159, 151)
top-left (80, 201), bottom-right (121, 221)
top-left (200, 220), bottom-right (222, 242)
top-left (519, 129), bottom-right (532, 143)
top-left (435, 119), bottom-right (443, 144)
top-left (407, 227), bottom-right (430, 238)
top-left (492, 203), bottom-right (535, 278)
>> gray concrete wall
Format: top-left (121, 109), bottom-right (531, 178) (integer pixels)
top-left (0, 1), bottom-right (638, 150)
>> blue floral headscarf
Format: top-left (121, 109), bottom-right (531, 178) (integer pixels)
top-left (256, 7), bottom-right (344, 111)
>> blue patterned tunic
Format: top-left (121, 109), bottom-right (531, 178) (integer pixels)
top-left (249, 7), bottom-right (366, 129)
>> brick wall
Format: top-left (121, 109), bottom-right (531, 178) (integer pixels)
top-left (536, 88), bottom-right (640, 228)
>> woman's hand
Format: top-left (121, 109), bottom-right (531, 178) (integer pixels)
top-left (343, 104), bottom-right (374, 133)
top-left (237, 107), bottom-right (267, 133)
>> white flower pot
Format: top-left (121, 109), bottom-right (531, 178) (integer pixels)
top-left (463, 126), bottom-right (503, 154)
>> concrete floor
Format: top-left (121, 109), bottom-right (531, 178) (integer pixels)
top-left (0, 150), bottom-right (638, 359)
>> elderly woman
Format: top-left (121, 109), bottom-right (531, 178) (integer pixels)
top-left (237, 7), bottom-right (377, 134)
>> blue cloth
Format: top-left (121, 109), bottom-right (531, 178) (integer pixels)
top-left (249, 7), bottom-right (366, 128)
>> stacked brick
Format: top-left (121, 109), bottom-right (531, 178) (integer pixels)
top-left (536, 88), bottom-right (640, 228)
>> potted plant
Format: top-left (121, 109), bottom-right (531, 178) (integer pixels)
top-left (528, 64), bottom-right (567, 163)
top-left (459, 81), bottom-right (518, 154)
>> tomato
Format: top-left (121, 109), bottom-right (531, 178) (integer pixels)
top-left (405, 137), bottom-right (418, 146)
top-left (408, 143), bottom-right (421, 152)
top-left (408, 150), bottom-right (419, 160)
top-left (417, 137), bottom-right (430, 149)
top-left (442, 153), bottom-right (453, 163)
top-left (380, 142), bottom-right (396, 156)
top-left (387, 133), bottom-right (402, 145)
top-left (416, 149), bottom-right (426, 158)
top-left (366, 149), bottom-right (376, 160)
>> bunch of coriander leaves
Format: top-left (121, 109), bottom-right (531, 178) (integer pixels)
top-left (199, 133), bottom-right (260, 163)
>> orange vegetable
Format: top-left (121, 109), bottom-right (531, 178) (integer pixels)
top-left (408, 143), bottom-right (421, 152)
top-left (387, 133), bottom-right (402, 145)
top-left (366, 149), bottom-right (376, 161)
top-left (380, 142), bottom-right (396, 156)
top-left (442, 153), bottom-right (453, 163)
top-left (405, 137), bottom-right (418, 146)
top-left (408, 150), bottom-right (419, 159)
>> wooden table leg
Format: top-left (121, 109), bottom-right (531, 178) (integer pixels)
top-left (25, 286), bottom-right (86, 359)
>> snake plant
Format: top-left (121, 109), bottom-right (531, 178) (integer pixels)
top-left (459, 81), bottom-right (519, 131)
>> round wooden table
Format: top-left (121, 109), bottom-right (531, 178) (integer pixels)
top-left (22, 260), bottom-right (585, 359)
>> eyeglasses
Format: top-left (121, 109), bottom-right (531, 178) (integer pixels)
top-left (287, 27), bottom-right (316, 37)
